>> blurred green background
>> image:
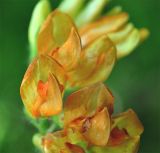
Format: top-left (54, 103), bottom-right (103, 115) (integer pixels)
top-left (0, 0), bottom-right (159, 153)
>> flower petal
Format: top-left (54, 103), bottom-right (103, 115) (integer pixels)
top-left (79, 13), bottom-right (129, 47)
top-left (106, 109), bottom-right (143, 148)
top-left (68, 35), bottom-right (116, 87)
top-left (38, 10), bottom-right (77, 55)
top-left (64, 83), bottom-right (114, 126)
top-left (51, 27), bottom-right (81, 71)
top-left (20, 55), bottom-right (66, 117)
top-left (38, 74), bottom-right (62, 117)
top-left (111, 109), bottom-right (144, 137)
top-left (83, 107), bottom-right (110, 146)
top-left (108, 23), bottom-right (145, 58)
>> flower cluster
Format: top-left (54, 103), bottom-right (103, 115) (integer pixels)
top-left (20, 0), bottom-right (148, 153)
top-left (21, 10), bottom-right (117, 118)
top-left (42, 83), bottom-right (143, 153)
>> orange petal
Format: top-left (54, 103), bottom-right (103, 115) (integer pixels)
top-left (83, 107), bottom-right (110, 146)
top-left (111, 109), bottom-right (144, 137)
top-left (20, 55), bottom-right (66, 117)
top-left (51, 27), bottom-right (81, 71)
top-left (79, 13), bottom-right (129, 47)
top-left (105, 109), bottom-right (143, 149)
top-left (38, 10), bottom-right (77, 55)
top-left (38, 74), bottom-right (62, 116)
top-left (68, 35), bottom-right (116, 87)
top-left (64, 83), bottom-right (114, 126)
top-left (108, 127), bottom-right (128, 146)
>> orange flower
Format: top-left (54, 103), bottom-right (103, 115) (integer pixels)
top-left (20, 55), bottom-right (66, 117)
top-left (21, 1), bottom-right (147, 153)
top-left (21, 10), bottom-right (116, 117)
top-left (64, 83), bottom-right (113, 146)
top-left (37, 10), bottom-right (116, 88)
top-left (42, 83), bottom-right (143, 153)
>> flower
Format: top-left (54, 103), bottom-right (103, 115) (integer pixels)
top-left (42, 83), bottom-right (143, 153)
top-left (20, 2), bottom-right (146, 152)
top-left (79, 12), bottom-right (149, 58)
top-left (59, 0), bottom-right (149, 58)
top-left (37, 10), bottom-right (116, 87)
top-left (21, 10), bottom-right (116, 117)
top-left (20, 55), bottom-right (66, 117)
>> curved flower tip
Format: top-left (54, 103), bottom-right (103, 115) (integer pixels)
top-left (79, 12), bottom-right (129, 48)
top-left (79, 12), bottom-right (149, 59)
top-left (68, 35), bottom-right (116, 87)
top-left (64, 83), bottom-right (114, 146)
top-left (38, 10), bottom-right (78, 55)
top-left (108, 23), bottom-right (140, 58)
top-left (20, 55), bottom-right (66, 118)
top-left (51, 27), bottom-right (81, 71)
top-left (37, 10), bottom-right (82, 71)
top-left (83, 107), bottom-right (110, 146)
top-left (139, 28), bottom-right (150, 43)
top-left (109, 24), bottom-right (149, 59)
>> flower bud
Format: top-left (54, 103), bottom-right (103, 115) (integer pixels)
top-left (28, 0), bottom-right (51, 60)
